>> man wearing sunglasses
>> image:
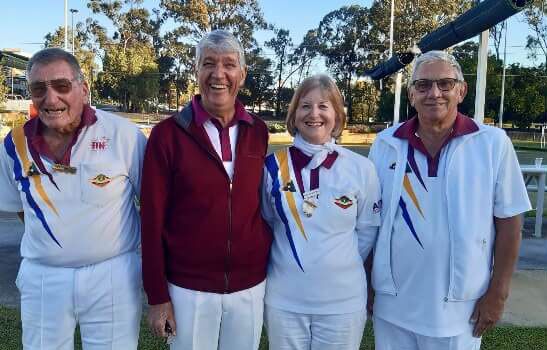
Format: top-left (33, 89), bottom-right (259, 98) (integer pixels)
top-left (368, 50), bottom-right (530, 350)
top-left (0, 48), bottom-right (146, 349)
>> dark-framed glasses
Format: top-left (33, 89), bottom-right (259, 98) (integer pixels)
top-left (412, 78), bottom-right (460, 93)
top-left (28, 78), bottom-right (78, 98)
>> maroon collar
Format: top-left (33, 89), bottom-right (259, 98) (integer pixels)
top-left (289, 146), bottom-right (338, 171)
top-left (24, 104), bottom-right (97, 164)
top-left (191, 95), bottom-right (252, 127)
top-left (289, 146), bottom-right (338, 196)
top-left (394, 112), bottom-right (478, 177)
top-left (394, 112), bottom-right (478, 142)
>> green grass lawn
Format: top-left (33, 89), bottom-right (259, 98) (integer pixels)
top-left (1, 306), bottom-right (545, 350)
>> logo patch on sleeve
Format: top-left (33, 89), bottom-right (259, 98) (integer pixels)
top-left (334, 196), bottom-right (353, 209)
top-left (373, 199), bottom-right (382, 214)
top-left (89, 174), bottom-right (112, 187)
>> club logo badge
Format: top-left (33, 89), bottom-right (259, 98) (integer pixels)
top-left (89, 174), bottom-right (112, 187)
top-left (334, 195), bottom-right (353, 209)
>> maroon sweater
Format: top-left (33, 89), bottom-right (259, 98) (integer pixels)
top-left (141, 101), bottom-right (272, 305)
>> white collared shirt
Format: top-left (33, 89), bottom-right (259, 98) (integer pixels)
top-left (0, 110), bottom-right (147, 267)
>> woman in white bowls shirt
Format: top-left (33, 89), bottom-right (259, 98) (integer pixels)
top-left (261, 74), bottom-right (381, 350)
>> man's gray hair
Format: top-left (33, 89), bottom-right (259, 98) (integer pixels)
top-left (26, 48), bottom-right (84, 82)
top-left (409, 50), bottom-right (464, 88)
top-left (195, 30), bottom-right (246, 70)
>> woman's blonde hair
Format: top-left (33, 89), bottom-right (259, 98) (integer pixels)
top-left (286, 74), bottom-right (346, 138)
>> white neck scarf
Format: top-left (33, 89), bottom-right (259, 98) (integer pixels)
top-left (293, 133), bottom-right (342, 170)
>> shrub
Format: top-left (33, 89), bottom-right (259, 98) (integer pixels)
top-left (268, 122), bottom-right (287, 133)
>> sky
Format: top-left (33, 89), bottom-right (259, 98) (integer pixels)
top-left (0, 0), bottom-right (541, 69)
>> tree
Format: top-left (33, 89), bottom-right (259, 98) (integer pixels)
top-left (376, 89), bottom-right (394, 122)
top-left (97, 43), bottom-right (159, 112)
top-left (269, 86), bottom-right (295, 119)
top-left (452, 42), bottom-right (502, 120)
top-left (159, 0), bottom-right (268, 49)
top-left (288, 29), bottom-right (321, 84)
top-left (316, 5), bottom-right (375, 123)
top-left (523, 1), bottom-right (547, 122)
top-left (352, 80), bottom-right (380, 123)
top-left (44, 26), bottom-right (97, 85)
top-left (88, 0), bottom-right (155, 50)
top-left (0, 69), bottom-right (8, 104)
top-left (368, 0), bottom-right (472, 56)
top-left (504, 64), bottom-right (544, 129)
top-left (489, 22), bottom-right (506, 61)
top-left (239, 48), bottom-right (275, 114)
top-left (523, 1), bottom-right (547, 64)
top-left (265, 28), bottom-right (293, 117)
top-left (86, 0), bottom-right (159, 111)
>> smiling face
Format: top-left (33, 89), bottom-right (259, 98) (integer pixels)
top-left (409, 60), bottom-right (467, 126)
top-left (294, 87), bottom-right (337, 145)
top-left (28, 60), bottom-right (88, 134)
top-left (197, 49), bottom-right (246, 119)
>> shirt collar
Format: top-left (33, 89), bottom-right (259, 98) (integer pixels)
top-left (191, 95), bottom-right (253, 127)
top-left (24, 104), bottom-right (97, 162)
top-left (289, 146), bottom-right (338, 171)
top-left (393, 112), bottom-right (478, 141)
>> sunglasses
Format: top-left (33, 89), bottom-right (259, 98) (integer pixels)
top-left (28, 78), bottom-right (78, 98)
top-left (412, 78), bottom-right (460, 93)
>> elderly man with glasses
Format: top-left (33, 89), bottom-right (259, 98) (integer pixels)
top-left (368, 50), bottom-right (531, 350)
top-left (0, 48), bottom-right (147, 349)
top-left (140, 29), bottom-right (272, 350)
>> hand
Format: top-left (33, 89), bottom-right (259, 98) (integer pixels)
top-left (470, 290), bottom-right (506, 337)
top-left (148, 302), bottom-right (177, 339)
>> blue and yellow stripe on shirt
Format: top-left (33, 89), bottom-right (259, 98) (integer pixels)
top-left (4, 130), bottom-right (62, 247)
top-left (265, 149), bottom-right (307, 271)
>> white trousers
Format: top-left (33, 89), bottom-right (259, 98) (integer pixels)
top-left (168, 280), bottom-right (265, 350)
top-left (264, 305), bottom-right (366, 350)
top-left (16, 251), bottom-right (142, 350)
top-left (373, 317), bottom-right (482, 350)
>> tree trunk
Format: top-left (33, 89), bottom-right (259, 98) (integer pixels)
top-left (346, 75), bottom-right (353, 124)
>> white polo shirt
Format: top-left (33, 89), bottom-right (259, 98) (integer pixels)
top-left (370, 115), bottom-right (532, 337)
top-left (262, 146), bottom-right (381, 314)
top-left (374, 144), bottom-right (476, 337)
top-left (0, 108), bottom-right (147, 267)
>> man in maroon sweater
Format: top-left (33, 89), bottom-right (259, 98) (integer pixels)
top-left (141, 30), bottom-right (272, 350)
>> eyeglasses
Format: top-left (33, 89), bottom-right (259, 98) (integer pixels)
top-left (28, 78), bottom-right (78, 98)
top-left (411, 78), bottom-right (460, 93)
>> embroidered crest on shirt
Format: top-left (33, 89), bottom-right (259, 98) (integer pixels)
top-left (282, 180), bottom-right (297, 192)
top-left (389, 162), bottom-right (396, 170)
top-left (90, 137), bottom-right (109, 151)
top-left (334, 195), bottom-right (353, 209)
top-left (89, 174), bottom-right (112, 187)
top-left (27, 162), bottom-right (41, 177)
